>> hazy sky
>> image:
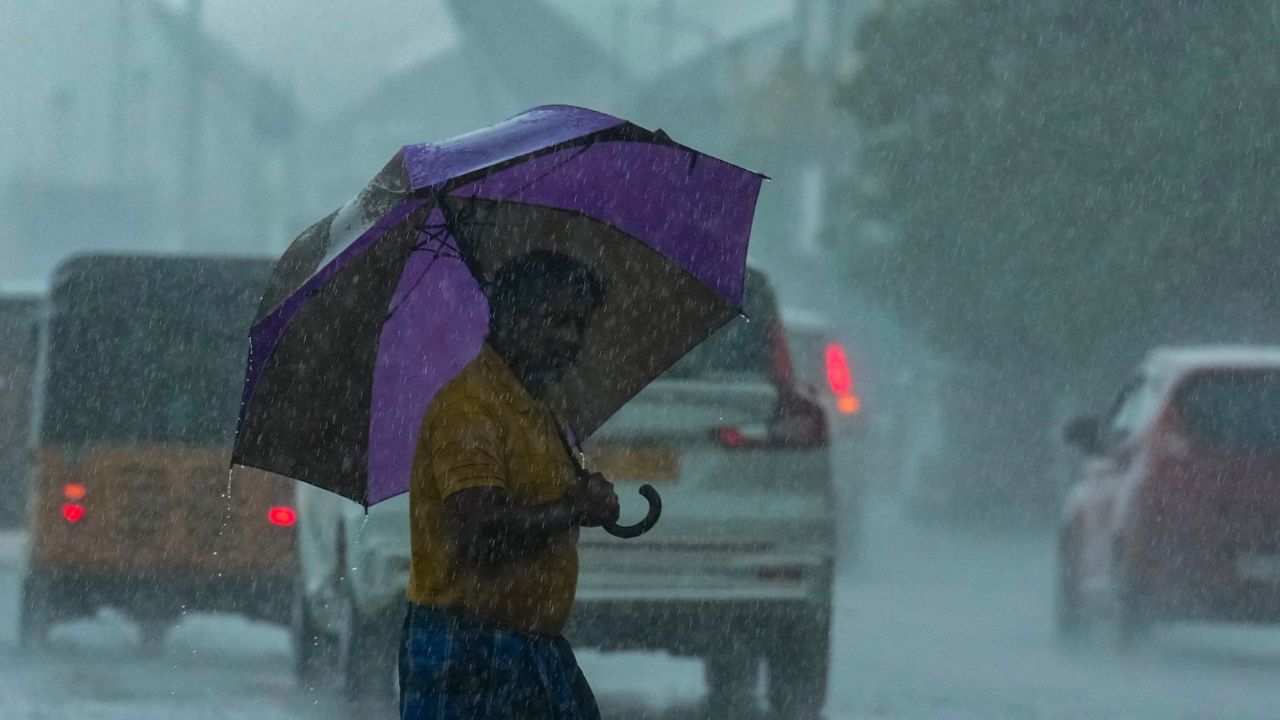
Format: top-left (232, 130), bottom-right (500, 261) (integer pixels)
top-left (181, 0), bottom-right (794, 116)
top-left (185, 0), bottom-right (458, 116)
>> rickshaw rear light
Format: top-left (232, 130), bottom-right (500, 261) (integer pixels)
top-left (63, 483), bottom-right (87, 500)
top-left (62, 503), bottom-right (85, 523)
top-left (268, 506), bottom-right (296, 527)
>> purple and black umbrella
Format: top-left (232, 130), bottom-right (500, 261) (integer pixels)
top-left (232, 105), bottom-right (763, 535)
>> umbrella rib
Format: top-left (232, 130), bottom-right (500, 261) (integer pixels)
top-left (385, 224), bottom-right (463, 322)
top-left (383, 252), bottom-right (444, 323)
top-left (433, 144), bottom-right (596, 289)
top-left (434, 196), bottom-right (499, 247)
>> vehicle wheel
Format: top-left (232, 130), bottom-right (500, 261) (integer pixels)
top-left (765, 607), bottom-right (830, 720)
top-left (292, 580), bottom-right (335, 689)
top-left (335, 586), bottom-right (396, 704)
top-left (1055, 542), bottom-right (1086, 641)
top-left (18, 566), bottom-right (54, 651)
top-left (704, 645), bottom-right (760, 720)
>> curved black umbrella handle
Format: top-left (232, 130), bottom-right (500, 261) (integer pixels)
top-left (603, 484), bottom-right (662, 539)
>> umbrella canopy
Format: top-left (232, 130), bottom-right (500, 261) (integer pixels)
top-left (233, 105), bottom-right (764, 506)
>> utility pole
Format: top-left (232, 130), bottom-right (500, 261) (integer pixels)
top-left (179, 0), bottom-right (204, 250)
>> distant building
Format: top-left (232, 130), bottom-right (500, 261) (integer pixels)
top-left (289, 0), bottom-right (625, 226)
top-left (0, 1), bottom-right (296, 288)
top-left (289, 49), bottom-right (501, 227)
top-left (289, 0), bottom-right (857, 260)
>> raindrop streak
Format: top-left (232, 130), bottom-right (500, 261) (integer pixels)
top-left (215, 467), bottom-right (235, 558)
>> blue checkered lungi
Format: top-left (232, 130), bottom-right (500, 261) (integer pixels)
top-left (399, 603), bottom-right (601, 720)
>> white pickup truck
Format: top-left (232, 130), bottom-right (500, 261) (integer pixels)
top-left (291, 267), bottom-right (837, 718)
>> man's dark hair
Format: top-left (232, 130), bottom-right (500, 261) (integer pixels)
top-left (485, 250), bottom-right (607, 329)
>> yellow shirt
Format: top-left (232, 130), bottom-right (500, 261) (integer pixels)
top-left (406, 344), bottom-right (579, 636)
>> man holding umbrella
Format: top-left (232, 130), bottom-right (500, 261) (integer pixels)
top-left (232, 106), bottom-right (764, 720)
top-left (399, 250), bottom-right (619, 719)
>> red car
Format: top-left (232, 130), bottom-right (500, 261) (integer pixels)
top-left (1057, 347), bottom-right (1280, 646)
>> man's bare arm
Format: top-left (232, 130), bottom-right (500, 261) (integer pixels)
top-left (443, 473), bottom-right (619, 567)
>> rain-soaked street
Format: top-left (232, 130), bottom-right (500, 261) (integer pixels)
top-left (5, 498), bottom-right (1280, 720)
top-left (8, 2), bottom-right (1280, 719)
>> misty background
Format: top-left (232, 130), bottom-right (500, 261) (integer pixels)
top-left (0, 0), bottom-right (838, 278)
top-left (5, 0), bottom-right (1280, 530)
top-left (7, 3), bottom-right (1280, 719)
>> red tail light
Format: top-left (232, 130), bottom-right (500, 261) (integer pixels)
top-left (62, 503), bottom-right (85, 523)
top-left (824, 343), bottom-right (851, 395)
top-left (712, 426), bottom-right (764, 450)
top-left (824, 342), bottom-right (861, 415)
top-left (712, 392), bottom-right (829, 450)
top-left (268, 506), bottom-right (296, 527)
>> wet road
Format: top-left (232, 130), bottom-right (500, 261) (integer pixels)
top-left (4, 502), bottom-right (1280, 719)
